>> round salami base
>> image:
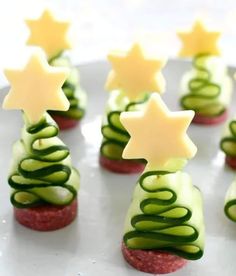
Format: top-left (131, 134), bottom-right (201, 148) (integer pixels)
top-left (99, 155), bottom-right (145, 174)
top-left (51, 114), bottom-right (79, 130)
top-left (192, 110), bottom-right (227, 125)
top-left (14, 199), bottom-right (78, 231)
top-left (225, 156), bottom-right (236, 170)
top-left (122, 242), bottom-right (187, 274)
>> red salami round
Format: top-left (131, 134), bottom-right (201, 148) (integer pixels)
top-left (192, 110), bottom-right (227, 125)
top-left (52, 114), bottom-right (79, 130)
top-left (14, 199), bottom-right (78, 231)
top-left (99, 155), bottom-right (145, 174)
top-left (225, 156), bottom-right (236, 169)
top-left (122, 242), bottom-right (187, 274)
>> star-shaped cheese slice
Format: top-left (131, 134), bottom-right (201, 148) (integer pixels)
top-left (120, 93), bottom-right (197, 169)
top-left (26, 9), bottom-right (72, 59)
top-left (105, 43), bottom-right (166, 100)
top-left (3, 51), bottom-right (69, 124)
top-left (177, 20), bottom-right (221, 57)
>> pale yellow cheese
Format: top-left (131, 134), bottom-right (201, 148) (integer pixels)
top-left (120, 93), bottom-right (197, 169)
top-left (26, 9), bottom-right (72, 59)
top-left (177, 20), bottom-right (221, 57)
top-left (3, 50), bottom-right (69, 124)
top-left (105, 43), bottom-right (166, 100)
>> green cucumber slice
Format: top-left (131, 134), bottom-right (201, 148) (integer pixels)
top-left (180, 54), bottom-right (230, 117)
top-left (123, 170), bottom-right (204, 260)
top-left (100, 90), bottom-right (149, 160)
top-left (100, 140), bottom-right (125, 159)
top-left (220, 119), bottom-right (236, 157)
top-left (225, 179), bottom-right (236, 221)
top-left (9, 113), bottom-right (79, 207)
top-left (49, 55), bottom-right (86, 120)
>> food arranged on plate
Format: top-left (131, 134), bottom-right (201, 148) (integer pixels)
top-left (2, 50), bottom-right (80, 231)
top-left (177, 20), bottom-right (232, 125)
top-left (120, 93), bottom-right (205, 274)
top-left (26, 9), bottom-right (86, 130)
top-left (220, 117), bottom-right (236, 169)
top-left (1, 7), bottom-right (236, 274)
top-left (99, 43), bottom-right (166, 173)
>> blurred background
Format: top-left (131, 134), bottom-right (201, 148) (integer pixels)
top-left (1, 0), bottom-right (236, 85)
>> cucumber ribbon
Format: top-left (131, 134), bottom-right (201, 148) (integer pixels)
top-left (49, 55), bottom-right (86, 120)
top-left (123, 170), bottom-right (204, 260)
top-left (9, 113), bottom-right (80, 208)
top-left (225, 178), bottom-right (236, 222)
top-left (100, 90), bottom-right (149, 160)
top-left (181, 54), bottom-right (227, 117)
top-left (220, 119), bottom-right (236, 157)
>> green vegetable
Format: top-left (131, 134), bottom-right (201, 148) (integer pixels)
top-left (220, 119), bottom-right (236, 157)
top-left (123, 170), bottom-right (204, 260)
top-left (225, 178), bottom-right (236, 221)
top-left (49, 56), bottom-right (86, 120)
top-left (180, 54), bottom-right (232, 117)
top-left (9, 113), bottom-right (80, 208)
top-left (100, 90), bottom-right (148, 161)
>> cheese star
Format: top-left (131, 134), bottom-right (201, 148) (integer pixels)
top-left (26, 9), bottom-right (72, 59)
top-left (105, 43), bottom-right (166, 100)
top-left (120, 93), bottom-right (197, 169)
top-left (3, 51), bottom-right (69, 124)
top-left (177, 20), bottom-right (221, 57)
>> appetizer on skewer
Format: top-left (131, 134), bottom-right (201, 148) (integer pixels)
top-left (3, 51), bottom-right (80, 231)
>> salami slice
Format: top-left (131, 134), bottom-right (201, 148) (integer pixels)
top-left (122, 242), bottom-right (187, 274)
top-left (192, 110), bottom-right (227, 125)
top-left (225, 156), bottom-right (236, 169)
top-left (52, 114), bottom-right (79, 130)
top-left (14, 199), bottom-right (78, 231)
top-left (99, 155), bottom-right (145, 174)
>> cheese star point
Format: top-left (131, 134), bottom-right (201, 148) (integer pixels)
top-left (177, 20), bottom-right (221, 57)
top-left (120, 94), bottom-right (197, 169)
top-left (105, 43), bottom-right (166, 100)
top-left (26, 9), bottom-right (72, 59)
top-left (3, 51), bottom-right (69, 124)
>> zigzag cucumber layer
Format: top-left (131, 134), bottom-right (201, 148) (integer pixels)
top-left (181, 54), bottom-right (226, 117)
top-left (9, 114), bottom-right (79, 208)
top-left (123, 170), bottom-right (204, 260)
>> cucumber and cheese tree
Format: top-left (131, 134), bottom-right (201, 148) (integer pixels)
top-left (177, 20), bottom-right (232, 124)
top-left (120, 93), bottom-right (205, 274)
top-left (2, 50), bottom-right (80, 231)
top-left (26, 9), bottom-right (86, 129)
top-left (100, 43), bottom-right (166, 173)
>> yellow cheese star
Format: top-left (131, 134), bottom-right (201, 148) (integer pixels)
top-left (120, 93), bottom-right (197, 169)
top-left (3, 51), bottom-right (69, 124)
top-left (26, 9), bottom-right (72, 59)
top-left (105, 43), bottom-right (166, 100)
top-left (177, 20), bottom-right (221, 57)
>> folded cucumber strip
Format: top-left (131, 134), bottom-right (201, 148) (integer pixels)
top-left (225, 178), bottom-right (236, 221)
top-left (180, 54), bottom-right (231, 117)
top-left (123, 170), bottom-right (204, 260)
top-left (100, 90), bottom-right (149, 160)
top-left (49, 55), bottom-right (86, 120)
top-left (221, 119), bottom-right (236, 157)
top-left (9, 113), bottom-right (80, 208)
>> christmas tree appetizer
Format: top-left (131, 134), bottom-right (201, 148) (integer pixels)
top-left (224, 178), bottom-right (236, 222)
top-left (2, 51), bottom-right (80, 231)
top-left (120, 93), bottom-right (205, 274)
top-left (177, 20), bottom-right (232, 125)
top-left (25, 9), bottom-right (86, 130)
top-left (220, 117), bottom-right (236, 169)
top-left (100, 43), bottom-right (166, 173)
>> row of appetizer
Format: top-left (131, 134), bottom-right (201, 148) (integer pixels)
top-left (2, 8), bottom-right (236, 275)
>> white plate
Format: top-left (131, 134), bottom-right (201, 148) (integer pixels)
top-left (0, 59), bottom-right (236, 276)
